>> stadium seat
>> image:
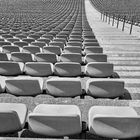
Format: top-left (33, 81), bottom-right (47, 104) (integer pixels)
top-left (15, 34), bottom-right (27, 39)
top-left (88, 106), bottom-right (140, 139)
top-left (46, 77), bottom-right (82, 97)
top-left (7, 38), bottom-right (20, 43)
top-left (66, 42), bottom-right (83, 48)
top-left (0, 103), bottom-right (27, 134)
top-left (2, 34), bottom-right (13, 39)
top-left (28, 34), bottom-right (40, 40)
top-left (49, 41), bottom-right (64, 49)
top-left (24, 62), bottom-right (53, 76)
top-left (42, 34), bottom-right (54, 40)
top-left (54, 62), bottom-right (81, 77)
top-left (37, 38), bottom-right (50, 45)
top-left (85, 62), bottom-right (114, 77)
top-left (13, 41), bottom-right (28, 47)
top-left (2, 45), bottom-right (21, 53)
top-left (64, 46), bottom-right (82, 54)
top-left (11, 52), bottom-right (34, 63)
top-left (31, 41), bottom-right (46, 48)
top-left (0, 41), bottom-right (11, 46)
top-left (35, 53), bottom-right (58, 63)
top-left (22, 46), bottom-right (41, 54)
top-left (6, 76), bottom-right (43, 96)
top-left (22, 38), bottom-right (35, 44)
top-left (84, 47), bottom-right (103, 54)
top-left (0, 61), bottom-right (24, 76)
top-left (28, 104), bottom-right (82, 136)
top-left (84, 54), bottom-right (107, 63)
top-left (60, 53), bottom-right (82, 64)
top-left (0, 53), bottom-right (10, 61)
top-left (43, 46), bottom-right (62, 55)
top-left (86, 79), bottom-right (124, 98)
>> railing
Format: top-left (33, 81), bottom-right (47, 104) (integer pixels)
top-left (100, 12), bottom-right (138, 34)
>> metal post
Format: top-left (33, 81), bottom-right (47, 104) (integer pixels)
top-left (105, 12), bottom-right (108, 22)
top-left (112, 14), bottom-right (115, 26)
top-left (122, 16), bottom-right (126, 31)
top-left (108, 14), bottom-right (110, 24)
top-left (117, 15), bottom-right (120, 28)
top-left (103, 12), bottom-right (105, 22)
top-left (130, 17), bottom-right (134, 34)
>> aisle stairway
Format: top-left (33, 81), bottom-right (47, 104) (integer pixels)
top-left (85, 0), bottom-right (140, 100)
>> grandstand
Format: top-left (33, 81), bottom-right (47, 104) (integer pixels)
top-left (0, 0), bottom-right (140, 139)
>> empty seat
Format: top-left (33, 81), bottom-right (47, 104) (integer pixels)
top-left (37, 38), bottom-right (50, 45)
top-left (2, 45), bottom-right (21, 53)
top-left (22, 38), bottom-right (35, 44)
top-left (85, 62), bottom-right (113, 77)
top-left (28, 34), bottom-right (40, 40)
top-left (60, 53), bottom-right (82, 64)
top-left (15, 34), bottom-right (27, 39)
top-left (67, 42), bottom-right (82, 48)
top-left (88, 106), bottom-right (140, 139)
top-left (25, 62), bottom-right (53, 76)
top-left (54, 62), bottom-right (81, 77)
top-left (42, 34), bottom-right (54, 40)
top-left (7, 38), bottom-right (20, 43)
top-left (53, 38), bottom-right (66, 45)
top-left (0, 41), bottom-right (11, 46)
top-left (86, 79), bottom-right (124, 98)
top-left (13, 41), bottom-right (28, 47)
top-left (11, 52), bottom-right (34, 63)
top-left (35, 53), bottom-right (57, 63)
top-left (49, 42), bottom-right (64, 49)
top-left (0, 103), bottom-right (27, 134)
top-left (84, 54), bottom-right (107, 63)
top-left (0, 61), bottom-right (24, 76)
top-left (46, 77), bottom-right (82, 97)
top-left (2, 34), bottom-right (13, 39)
top-left (31, 41), bottom-right (46, 48)
top-left (83, 42), bottom-right (100, 48)
top-left (0, 53), bottom-right (10, 61)
top-left (28, 104), bottom-right (82, 136)
top-left (22, 46), bottom-right (41, 54)
top-left (43, 46), bottom-right (62, 55)
top-left (84, 47), bottom-right (103, 54)
top-left (64, 47), bottom-right (82, 54)
top-left (6, 76), bottom-right (43, 96)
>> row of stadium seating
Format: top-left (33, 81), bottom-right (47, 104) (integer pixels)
top-left (0, 103), bottom-right (139, 139)
top-left (0, 76), bottom-right (124, 98)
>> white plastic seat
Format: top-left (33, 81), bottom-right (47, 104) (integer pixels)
top-left (66, 42), bottom-right (82, 48)
top-left (64, 47), bottom-right (82, 54)
top-left (6, 76), bottom-right (43, 96)
top-left (60, 53), bottom-right (82, 64)
top-left (43, 46), bottom-right (62, 55)
top-left (25, 62), bottom-right (53, 76)
top-left (22, 38), bottom-right (35, 44)
top-left (0, 41), bottom-right (11, 46)
top-left (46, 77), bottom-right (82, 97)
top-left (86, 79), bottom-right (124, 98)
top-left (85, 62), bottom-right (113, 77)
top-left (31, 41), bottom-right (46, 48)
top-left (84, 54), bottom-right (107, 63)
top-left (0, 103), bottom-right (27, 134)
top-left (22, 46), bottom-right (41, 54)
top-left (28, 104), bottom-right (82, 136)
top-left (13, 41), bottom-right (28, 47)
top-left (0, 61), bottom-right (24, 76)
top-left (0, 53), bottom-right (10, 61)
top-left (35, 53), bottom-right (58, 63)
top-left (11, 52), bottom-right (34, 63)
top-left (2, 45), bottom-right (21, 53)
top-left (84, 47), bottom-right (103, 54)
top-left (54, 62), bottom-right (81, 77)
top-left (49, 41), bottom-right (64, 49)
top-left (88, 106), bottom-right (140, 139)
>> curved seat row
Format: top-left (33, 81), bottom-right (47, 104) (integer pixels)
top-left (0, 52), bottom-right (107, 64)
top-left (0, 61), bottom-right (113, 77)
top-left (0, 103), bottom-right (140, 139)
top-left (0, 76), bottom-right (124, 98)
